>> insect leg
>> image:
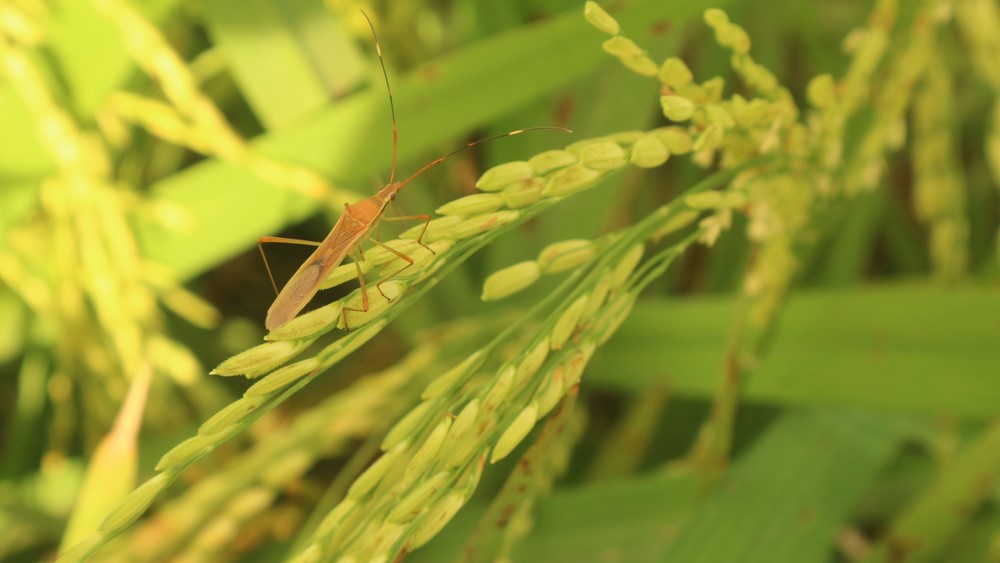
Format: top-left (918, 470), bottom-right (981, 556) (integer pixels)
top-left (257, 236), bottom-right (322, 296)
top-left (383, 214), bottom-right (434, 254)
top-left (368, 238), bottom-right (416, 301)
top-left (340, 249), bottom-right (371, 330)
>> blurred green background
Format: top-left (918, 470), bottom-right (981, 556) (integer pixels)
top-left (1, 0), bottom-right (999, 561)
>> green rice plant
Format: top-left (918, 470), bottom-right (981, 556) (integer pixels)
top-left (2, 0), bottom-right (999, 562)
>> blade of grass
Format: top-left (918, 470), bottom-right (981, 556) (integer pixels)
top-left (60, 365), bottom-right (151, 551)
top-left (490, 409), bottom-right (904, 562)
top-left (511, 471), bottom-right (701, 562)
top-left (589, 283), bottom-right (1000, 417)
top-left (660, 409), bottom-right (906, 562)
top-left (815, 190), bottom-right (886, 286)
top-left (45, 0), bottom-right (179, 115)
top-left (864, 419), bottom-right (1000, 563)
top-left (201, 0), bottom-right (364, 129)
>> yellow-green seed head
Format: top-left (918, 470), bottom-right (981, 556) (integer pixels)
top-left (361, 239), bottom-right (422, 266)
top-left (582, 270), bottom-right (613, 318)
top-left (537, 239), bottom-right (595, 274)
top-left (621, 55), bottom-right (659, 77)
top-left (378, 240), bottom-right (450, 280)
top-left (347, 445), bottom-right (406, 500)
top-left (449, 210), bottom-right (520, 239)
top-left (595, 294), bottom-right (635, 345)
top-left (704, 104), bottom-right (736, 128)
top-left (685, 190), bottom-right (725, 209)
top-left (476, 161), bottom-right (534, 191)
top-left (659, 58), bottom-right (694, 88)
top-left (528, 149), bottom-right (578, 175)
top-left (337, 281), bottom-right (406, 329)
top-left (611, 244), bottom-right (645, 287)
top-left (542, 164), bottom-right (602, 197)
top-left (562, 343), bottom-right (596, 391)
top-left (436, 193), bottom-right (505, 216)
top-left (243, 358), bottom-right (321, 397)
top-left (629, 135), bottom-right (670, 168)
top-left (260, 450), bottom-right (313, 486)
top-left (660, 95), bottom-right (696, 121)
top-left (315, 499), bottom-right (357, 537)
top-left (491, 402), bottom-right (539, 463)
top-left (383, 400), bottom-right (435, 450)
top-left (807, 74), bottom-right (837, 109)
top-left (535, 366), bottom-right (565, 417)
top-left (98, 473), bottom-right (172, 533)
top-left (409, 492), bottom-right (467, 549)
top-left (211, 339), bottom-right (310, 378)
top-left (732, 97), bottom-right (771, 127)
top-left (606, 130), bottom-right (647, 145)
top-left (198, 395), bottom-right (267, 436)
top-left (721, 191), bottom-right (748, 207)
top-left (602, 35), bottom-right (645, 60)
top-left (264, 301), bottom-right (343, 341)
top-left (578, 141), bottom-right (628, 170)
top-left (550, 296), bottom-right (588, 350)
top-left (368, 523), bottom-right (406, 561)
top-left (148, 336), bottom-right (199, 385)
top-left (53, 536), bottom-right (103, 562)
top-left (655, 126), bottom-right (694, 154)
top-left (482, 365), bottom-right (515, 415)
top-left (422, 351), bottom-right (487, 399)
top-left (287, 544), bottom-right (322, 563)
top-left (692, 123), bottom-right (725, 153)
top-left (718, 23), bottom-right (751, 54)
top-left (317, 320), bottom-right (386, 365)
top-left (703, 8), bottom-right (730, 29)
top-left (653, 210), bottom-right (701, 239)
top-left (320, 262), bottom-right (368, 290)
top-left (583, 1), bottom-right (620, 35)
top-left (155, 435), bottom-right (217, 471)
top-left (387, 471), bottom-right (451, 523)
top-left (501, 177), bottom-right (546, 208)
top-left (226, 488), bottom-right (276, 520)
top-left (676, 82), bottom-right (709, 104)
top-left (456, 454), bottom-right (486, 494)
top-left (403, 418), bottom-right (452, 483)
top-left (444, 399), bottom-right (481, 468)
top-left (400, 215), bottom-right (462, 242)
top-left (481, 261), bottom-right (542, 301)
top-left (195, 517), bottom-right (238, 551)
top-left (513, 338), bottom-right (550, 389)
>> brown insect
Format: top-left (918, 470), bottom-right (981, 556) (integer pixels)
top-left (260, 10), bottom-right (569, 331)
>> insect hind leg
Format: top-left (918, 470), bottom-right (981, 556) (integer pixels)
top-left (258, 236), bottom-right (322, 296)
top-left (340, 250), bottom-right (371, 330)
top-left (368, 238), bottom-right (417, 301)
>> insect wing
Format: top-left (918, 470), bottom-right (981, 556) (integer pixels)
top-left (265, 221), bottom-right (367, 331)
top-left (265, 258), bottom-right (327, 331)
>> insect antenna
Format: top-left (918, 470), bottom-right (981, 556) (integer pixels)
top-left (358, 10), bottom-right (570, 197)
top-left (395, 126), bottom-right (572, 193)
top-left (360, 9), bottom-right (399, 186)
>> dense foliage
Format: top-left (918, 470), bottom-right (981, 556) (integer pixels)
top-left (1, 0), bottom-right (998, 561)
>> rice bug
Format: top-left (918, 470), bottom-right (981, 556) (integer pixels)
top-left (259, 10), bottom-right (570, 331)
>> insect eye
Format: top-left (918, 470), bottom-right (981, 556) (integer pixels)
top-left (389, 192), bottom-right (396, 201)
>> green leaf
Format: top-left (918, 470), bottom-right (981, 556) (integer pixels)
top-left (590, 283), bottom-right (1000, 416)
top-left (514, 471), bottom-right (700, 562)
top-left (201, 0), bottom-right (365, 129)
top-left (660, 409), bottom-right (905, 562)
top-left (503, 409), bottom-right (903, 562)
